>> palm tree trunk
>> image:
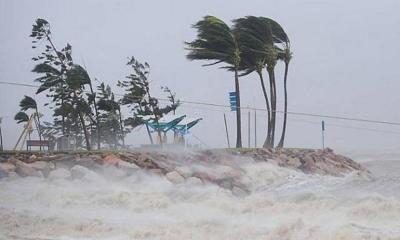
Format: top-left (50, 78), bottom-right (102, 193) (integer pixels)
top-left (278, 62), bottom-right (289, 148)
top-left (257, 71), bottom-right (271, 148)
top-left (234, 68), bottom-right (242, 148)
top-left (88, 81), bottom-right (101, 150)
top-left (74, 92), bottom-right (91, 150)
top-left (117, 108), bottom-right (125, 148)
top-left (35, 108), bottom-right (43, 151)
top-left (266, 66), bottom-right (277, 148)
top-left (145, 124), bottom-right (154, 144)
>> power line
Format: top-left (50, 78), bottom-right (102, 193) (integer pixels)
top-left (2, 80), bottom-right (400, 126)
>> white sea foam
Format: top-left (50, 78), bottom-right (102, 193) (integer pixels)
top-left (1, 153), bottom-right (400, 240)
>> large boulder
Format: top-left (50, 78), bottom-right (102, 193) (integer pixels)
top-left (186, 177), bottom-right (203, 185)
top-left (29, 161), bottom-right (54, 176)
top-left (15, 160), bottom-right (42, 177)
top-left (175, 166), bottom-right (193, 178)
top-left (0, 162), bottom-right (16, 173)
top-left (70, 165), bottom-right (101, 182)
top-left (118, 160), bottom-right (140, 172)
top-left (166, 171), bottom-right (185, 184)
top-left (48, 168), bottom-right (71, 179)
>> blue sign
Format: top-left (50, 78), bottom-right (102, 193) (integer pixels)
top-left (229, 91), bottom-right (237, 111)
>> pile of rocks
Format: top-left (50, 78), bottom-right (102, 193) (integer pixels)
top-left (238, 148), bottom-right (367, 176)
top-left (0, 148), bottom-right (367, 195)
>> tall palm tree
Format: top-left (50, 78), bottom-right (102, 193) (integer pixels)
top-left (232, 16), bottom-right (278, 148)
top-left (186, 16), bottom-right (243, 148)
top-left (19, 96), bottom-right (43, 150)
top-left (233, 16), bottom-right (273, 147)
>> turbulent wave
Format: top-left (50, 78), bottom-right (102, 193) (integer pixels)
top-left (1, 152), bottom-right (400, 240)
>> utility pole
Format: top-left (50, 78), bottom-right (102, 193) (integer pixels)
top-left (248, 110), bottom-right (251, 148)
top-left (321, 120), bottom-right (325, 149)
top-left (254, 110), bottom-right (257, 148)
top-left (223, 113), bottom-right (230, 148)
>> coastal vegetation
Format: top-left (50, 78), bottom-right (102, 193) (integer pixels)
top-left (18, 18), bottom-right (179, 150)
top-left (15, 15), bottom-right (292, 150)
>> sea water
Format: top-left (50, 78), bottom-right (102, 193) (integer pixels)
top-left (1, 152), bottom-right (399, 240)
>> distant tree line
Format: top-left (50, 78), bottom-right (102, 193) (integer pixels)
top-left (15, 18), bottom-right (179, 150)
top-left (186, 16), bottom-right (292, 148)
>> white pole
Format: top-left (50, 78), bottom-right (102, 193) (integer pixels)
top-left (185, 123), bottom-right (188, 149)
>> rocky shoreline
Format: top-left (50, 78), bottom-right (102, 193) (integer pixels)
top-left (0, 148), bottom-right (367, 194)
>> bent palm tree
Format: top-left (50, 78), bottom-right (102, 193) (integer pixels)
top-left (186, 16), bottom-right (243, 148)
top-left (19, 96), bottom-right (43, 150)
top-left (233, 16), bottom-right (277, 148)
top-left (66, 64), bottom-right (92, 150)
top-left (233, 16), bottom-right (274, 147)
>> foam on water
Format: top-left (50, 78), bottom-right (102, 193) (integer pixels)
top-left (1, 153), bottom-right (400, 240)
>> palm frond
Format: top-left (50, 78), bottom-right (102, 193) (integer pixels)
top-left (19, 95), bottom-right (37, 111)
top-left (66, 64), bottom-right (91, 89)
top-left (14, 112), bottom-right (29, 124)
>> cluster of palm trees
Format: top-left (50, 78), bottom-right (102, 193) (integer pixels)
top-left (186, 16), bottom-right (292, 148)
top-left (14, 18), bottom-right (179, 150)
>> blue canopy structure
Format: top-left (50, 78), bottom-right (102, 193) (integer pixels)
top-left (173, 117), bottom-right (203, 135)
top-left (146, 115), bottom-right (186, 133)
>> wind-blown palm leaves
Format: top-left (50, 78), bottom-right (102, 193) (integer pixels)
top-left (14, 112), bottom-right (30, 124)
top-left (185, 16), bottom-right (243, 148)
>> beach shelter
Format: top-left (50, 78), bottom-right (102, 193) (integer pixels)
top-left (172, 117), bottom-right (203, 135)
top-left (145, 115), bottom-right (186, 133)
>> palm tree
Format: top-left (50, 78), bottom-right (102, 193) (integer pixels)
top-left (232, 16), bottom-right (278, 148)
top-left (18, 96), bottom-right (43, 150)
top-left (233, 16), bottom-right (273, 147)
top-left (186, 16), bottom-right (243, 148)
top-left (66, 64), bottom-right (93, 150)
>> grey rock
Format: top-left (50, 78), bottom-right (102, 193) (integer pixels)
top-left (70, 165), bottom-right (101, 182)
top-left (118, 160), bottom-right (140, 172)
top-left (15, 160), bottom-right (42, 177)
top-left (186, 177), bottom-right (203, 185)
top-left (166, 171), bottom-right (185, 184)
top-left (175, 166), bottom-right (193, 178)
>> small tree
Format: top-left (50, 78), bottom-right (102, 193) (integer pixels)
top-left (97, 82), bottom-right (126, 149)
top-left (118, 56), bottom-right (179, 145)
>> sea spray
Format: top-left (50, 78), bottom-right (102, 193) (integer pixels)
top-left (0, 152), bottom-right (400, 240)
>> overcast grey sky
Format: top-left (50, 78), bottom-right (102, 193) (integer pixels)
top-left (1, 0), bottom-right (400, 151)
